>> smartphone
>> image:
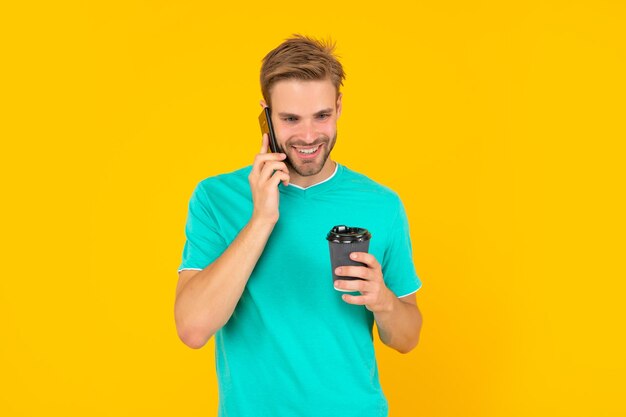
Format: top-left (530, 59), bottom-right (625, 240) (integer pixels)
top-left (258, 107), bottom-right (280, 153)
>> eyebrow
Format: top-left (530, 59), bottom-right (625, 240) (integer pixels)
top-left (277, 108), bottom-right (333, 118)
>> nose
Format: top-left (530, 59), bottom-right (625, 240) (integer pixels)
top-left (300, 119), bottom-right (317, 144)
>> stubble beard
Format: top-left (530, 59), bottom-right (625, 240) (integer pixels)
top-left (282, 132), bottom-right (337, 177)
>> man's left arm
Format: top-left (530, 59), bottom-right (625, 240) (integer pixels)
top-left (334, 251), bottom-right (423, 354)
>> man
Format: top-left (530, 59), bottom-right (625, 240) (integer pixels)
top-left (175, 34), bottom-right (423, 417)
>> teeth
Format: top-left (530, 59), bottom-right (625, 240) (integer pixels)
top-left (296, 146), bottom-right (319, 154)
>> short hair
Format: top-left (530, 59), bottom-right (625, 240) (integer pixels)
top-left (260, 34), bottom-right (346, 107)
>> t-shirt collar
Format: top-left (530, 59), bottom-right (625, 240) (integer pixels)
top-left (279, 162), bottom-right (342, 197)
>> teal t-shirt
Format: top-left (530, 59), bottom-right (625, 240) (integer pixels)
top-left (179, 162), bottom-right (422, 417)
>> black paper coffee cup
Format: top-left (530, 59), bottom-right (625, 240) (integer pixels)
top-left (326, 225), bottom-right (372, 291)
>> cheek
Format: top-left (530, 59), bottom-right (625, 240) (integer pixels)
top-left (320, 121), bottom-right (336, 137)
top-left (274, 125), bottom-right (293, 142)
top-left (325, 128), bottom-right (337, 142)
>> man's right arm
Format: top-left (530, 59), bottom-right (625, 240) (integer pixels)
top-left (174, 215), bottom-right (276, 349)
top-left (174, 133), bottom-right (289, 349)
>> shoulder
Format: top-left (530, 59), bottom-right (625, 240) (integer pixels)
top-left (340, 164), bottom-right (403, 206)
top-left (195, 165), bottom-right (252, 195)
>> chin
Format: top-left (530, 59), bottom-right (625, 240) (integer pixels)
top-left (284, 133), bottom-right (337, 177)
top-left (288, 153), bottom-right (330, 177)
top-left (294, 164), bottom-right (324, 177)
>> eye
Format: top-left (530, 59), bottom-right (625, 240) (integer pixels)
top-left (282, 116), bottom-right (298, 122)
top-left (318, 113), bottom-right (330, 120)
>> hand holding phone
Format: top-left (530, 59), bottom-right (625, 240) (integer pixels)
top-left (258, 107), bottom-right (280, 153)
top-left (248, 106), bottom-right (289, 225)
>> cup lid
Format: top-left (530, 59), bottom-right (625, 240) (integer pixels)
top-left (326, 225), bottom-right (372, 243)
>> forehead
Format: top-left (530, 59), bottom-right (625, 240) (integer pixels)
top-left (270, 79), bottom-right (336, 112)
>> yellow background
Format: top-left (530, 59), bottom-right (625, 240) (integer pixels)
top-left (1, 1), bottom-right (625, 416)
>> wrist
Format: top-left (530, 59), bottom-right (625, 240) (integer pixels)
top-left (378, 289), bottom-right (398, 314)
top-left (250, 213), bottom-right (278, 230)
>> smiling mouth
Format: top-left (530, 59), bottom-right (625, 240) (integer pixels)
top-left (292, 144), bottom-right (321, 155)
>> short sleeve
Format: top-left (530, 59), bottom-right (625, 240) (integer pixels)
top-left (381, 196), bottom-right (422, 297)
top-left (178, 182), bottom-right (228, 272)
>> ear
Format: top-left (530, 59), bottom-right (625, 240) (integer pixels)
top-left (336, 93), bottom-right (343, 119)
top-left (259, 99), bottom-right (268, 109)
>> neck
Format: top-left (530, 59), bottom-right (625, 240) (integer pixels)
top-left (288, 159), bottom-right (337, 188)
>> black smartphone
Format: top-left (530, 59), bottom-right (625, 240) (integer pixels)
top-left (258, 107), bottom-right (280, 153)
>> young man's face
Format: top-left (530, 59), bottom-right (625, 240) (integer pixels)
top-left (267, 78), bottom-right (342, 178)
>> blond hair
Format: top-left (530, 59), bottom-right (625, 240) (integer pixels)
top-left (260, 34), bottom-right (346, 107)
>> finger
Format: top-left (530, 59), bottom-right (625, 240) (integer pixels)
top-left (260, 161), bottom-right (289, 183)
top-left (260, 133), bottom-right (268, 154)
top-left (335, 266), bottom-right (370, 280)
top-left (341, 293), bottom-right (368, 305)
top-left (334, 279), bottom-right (368, 292)
top-left (269, 171), bottom-right (290, 188)
top-left (349, 252), bottom-right (381, 270)
top-left (251, 152), bottom-right (286, 178)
